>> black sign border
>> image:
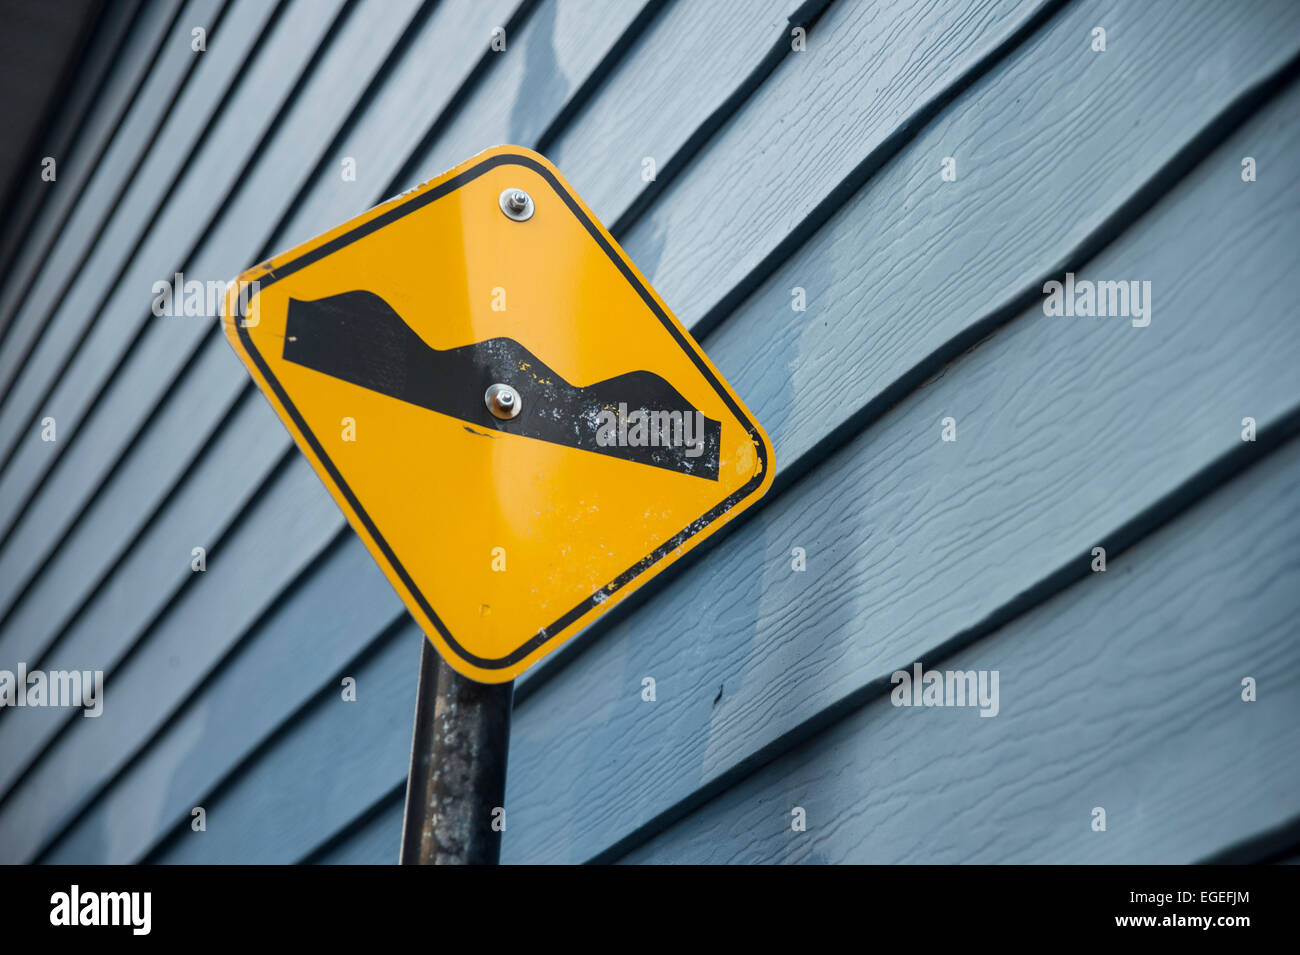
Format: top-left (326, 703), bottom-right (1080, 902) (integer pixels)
top-left (235, 152), bottom-right (770, 670)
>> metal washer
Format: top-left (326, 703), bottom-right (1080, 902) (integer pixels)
top-left (498, 187), bottom-right (534, 222)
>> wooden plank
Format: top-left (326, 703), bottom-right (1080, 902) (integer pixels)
top-left (517, 0), bottom-right (1300, 695)
top-left (73, 0), bottom-right (1300, 867)
top-left (0, 0), bottom-right (427, 627)
top-left (0, 455), bottom-right (345, 862)
top-left (394, 0), bottom-right (662, 192)
top-left (272, 0), bottom-right (527, 251)
top-left (32, 0), bottom-right (1300, 867)
top-left (702, 0), bottom-right (1300, 488)
top-left (40, 538), bottom-right (404, 864)
top-left (0, 0), bottom-right (344, 545)
top-left (620, 437), bottom-right (1300, 863)
top-left (288, 437), bottom-right (1300, 865)
top-left (32, 0), bottom-right (1034, 867)
top-left (307, 789), bottom-right (404, 864)
top-left (20, 0), bottom-right (800, 707)
top-left (147, 624), bottom-right (423, 864)
top-left (495, 75), bottom-right (1300, 862)
top-left (115, 46), bottom-right (1300, 869)
top-left (0, 340), bottom-right (251, 670)
top-left (0, 0), bottom-right (154, 315)
top-left (0, 0), bottom-right (562, 636)
top-left (0, 0), bottom-right (216, 403)
top-left (35, 0), bottom-right (805, 864)
top-left (7, 0), bottom-right (644, 862)
top-left (611, 0), bottom-right (1052, 330)
top-left (521, 0), bottom-right (792, 224)
top-left (0, 390), bottom-right (289, 798)
top-left (9, 0), bottom-right (1047, 666)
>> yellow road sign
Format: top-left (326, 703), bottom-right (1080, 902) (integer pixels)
top-left (222, 146), bottom-right (773, 682)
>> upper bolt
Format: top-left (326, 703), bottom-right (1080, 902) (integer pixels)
top-left (498, 187), bottom-right (534, 221)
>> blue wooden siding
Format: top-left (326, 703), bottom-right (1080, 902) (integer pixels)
top-left (1, 0), bottom-right (1297, 865)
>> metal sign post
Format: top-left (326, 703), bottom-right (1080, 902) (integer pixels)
top-left (221, 145), bottom-right (774, 864)
top-left (400, 639), bottom-right (513, 865)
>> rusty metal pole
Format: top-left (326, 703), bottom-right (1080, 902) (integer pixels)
top-left (400, 639), bottom-right (513, 864)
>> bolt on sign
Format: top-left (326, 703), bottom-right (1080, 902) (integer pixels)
top-left (222, 146), bottom-right (773, 682)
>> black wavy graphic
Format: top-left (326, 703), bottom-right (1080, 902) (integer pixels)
top-left (282, 290), bottom-right (721, 480)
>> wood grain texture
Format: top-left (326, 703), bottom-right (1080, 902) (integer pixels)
top-left (0, 0), bottom-right (421, 631)
top-left (704, 0), bottom-right (1300, 483)
top-left (0, 0), bottom-right (289, 485)
top-left (41, 537), bottom-right (404, 864)
top-left (308, 788), bottom-right (404, 864)
top-left (394, 0), bottom-right (660, 192)
top-left (29, 0), bottom-right (839, 862)
top-left (0, 0), bottom-right (625, 652)
top-left (495, 77), bottom-right (1300, 863)
top-left (513, 0), bottom-right (1300, 698)
top-left (0, 450), bottom-right (347, 862)
top-left (0, 0), bottom-right (429, 802)
top-left (541, 0), bottom-right (791, 225)
top-left (317, 435), bottom-right (1300, 864)
top-left (0, 0), bottom-right (163, 339)
top-left (14, 0), bottom-right (659, 863)
top-left (11, 0), bottom-right (1047, 695)
top-left (35, 0), bottom-right (1076, 867)
top-left (620, 436), bottom-right (1300, 863)
top-left (0, 0), bottom-right (209, 403)
top-left (148, 623), bottom-right (424, 864)
top-left (111, 42), bottom-right (1300, 868)
top-left (272, 0), bottom-right (526, 253)
top-left (0, 390), bottom-right (287, 796)
top-left (614, 0), bottom-right (1050, 331)
top-left (10, 0), bottom-right (1297, 867)
top-left (0, 0), bottom-right (426, 659)
top-left (0, 344), bottom-right (252, 671)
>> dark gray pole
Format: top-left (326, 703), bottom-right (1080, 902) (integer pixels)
top-left (400, 638), bottom-right (514, 864)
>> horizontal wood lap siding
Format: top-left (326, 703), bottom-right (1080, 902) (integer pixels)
top-left (26, 0), bottom-right (526, 867)
top-left (0, 0), bottom-right (291, 518)
top-left (614, 0), bottom-right (1056, 332)
top-left (0, 0), bottom-right (423, 773)
top-left (20, 0), bottom-right (671, 864)
top-left (311, 792), bottom-right (405, 864)
top-left (0, 0), bottom-right (193, 395)
top-left (499, 0), bottom-right (1300, 862)
top-left (0, 0), bottom-right (431, 795)
top-left (39, 0), bottom-right (844, 865)
top-left (1, 0), bottom-right (1294, 866)
top-left (0, 0), bottom-right (523, 704)
top-left (0, 0), bottom-right (164, 343)
top-left (148, 624), bottom-right (424, 864)
top-left (0, 0), bottom-right (553, 862)
top-left (0, 0), bottom-right (423, 656)
top-left (620, 434), bottom-right (1300, 864)
top-left (501, 63), bottom-right (1300, 863)
top-left (128, 0), bottom-right (1069, 864)
top-left (43, 538), bottom-right (407, 864)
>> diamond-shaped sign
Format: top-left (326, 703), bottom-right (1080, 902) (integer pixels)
top-left (223, 146), bottom-right (773, 682)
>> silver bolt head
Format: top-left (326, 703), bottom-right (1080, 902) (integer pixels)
top-left (498, 187), bottom-right (534, 221)
top-left (485, 382), bottom-right (522, 419)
